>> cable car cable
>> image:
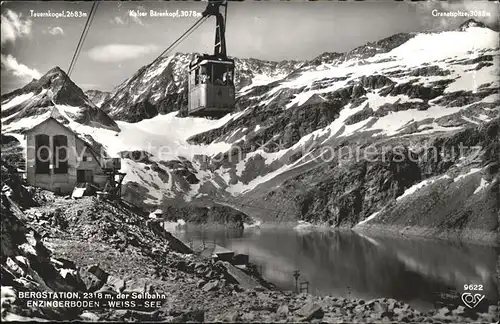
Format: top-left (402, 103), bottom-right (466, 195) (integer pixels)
top-left (51, 1), bottom-right (100, 137)
top-left (69, 1), bottom-right (100, 77)
top-left (66, 2), bottom-right (94, 77)
top-left (156, 15), bottom-right (208, 59)
top-left (132, 15), bottom-right (208, 83)
top-left (69, 4), bottom-right (206, 137)
top-left (67, 1), bottom-right (98, 77)
top-left (147, 15), bottom-right (209, 70)
top-left (133, 15), bottom-right (208, 83)
top-left (49, 1), bottom-right (98, 106)
top-left (69, 4), bottom-right (98, 77)
top-left (66, 1), bottom-right (100, 137)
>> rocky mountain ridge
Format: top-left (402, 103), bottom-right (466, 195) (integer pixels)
top-left (1, 67), bottom-right (119, 133)
top-left (98, 53), bottom-right (304, 122)
top-left (98, 31), bottom-right (427, 123)
top-left (85, 89), bottom-right (111, 108)
top-left (458, 18), bottom-right (488, 31)
top-left (89, 19), bottom-right (491, 123)
top-left (1, 20), bottom-right (498, 243)
top-left (3, 161), bottom-right (496, 322)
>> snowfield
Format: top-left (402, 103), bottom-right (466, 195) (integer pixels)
top-left (1, 92), bottom-right (35, 111)
top-left (2, 25), bottom-right (499, 205)
top-left (387, 27), bottom-right (498, 66)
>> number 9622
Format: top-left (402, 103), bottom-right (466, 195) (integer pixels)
top-left (464, 284), bottom-right (483, 291)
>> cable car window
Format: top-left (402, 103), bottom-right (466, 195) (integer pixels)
top-left (194, 68), bottom-right (199, 85)
top-left (223, 67), bottom-right (234, 86)
top-left (213, 64), bottom-right (226, 86)
top-left (200, 65), bottom-right (210, 84)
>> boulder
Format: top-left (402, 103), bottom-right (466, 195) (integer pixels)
top-left (96, 283), bottom-right (118, 296)
top-left (52, 257), bottom-right (76, 269)
top-left (123, 278), bottom-right (152, 295)
top-left (215, 261), bottom-right (262, 290)
top-left (225, 310), bottom-right (240, 322)
top-left (202, 280), bottom-right (219, 292)
top-left (79, 311), bottom-right (100, 322)
top-left (87, 264), bottom-right (109, 282)
top-left (452, 305), bottom-right (466, 316)
top-left (106, 276), bottom-right (126, 293)
top-left (488, 305), bottom-right (499, 315)
top-left (277, 304), bottom-right (290, 317)
top-left (295, 301), bottom-right (324, 321)
top-left (241, 312), bottom-right (256, 322)
top-left (172, 309), bottom-right (204, 323)
top-left (232, 284), bottom-right (245, 293)
top-left (432, 307), bottom-right (452, 321)
top-left (193, 262), bottom-right (204, 270)
top-left (204, 270), bottom-right (214, 279)
top-left (196, 279), bottom-right (207, 288)
top-left (79, 264), bottom-right (109, 292)
top-left (105, 309), bottom-right (161, 322)
top-left (173, 260), bottom-right (188, 271)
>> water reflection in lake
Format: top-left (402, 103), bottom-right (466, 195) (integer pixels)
top-left (173, 225), bottom-right (499, 312)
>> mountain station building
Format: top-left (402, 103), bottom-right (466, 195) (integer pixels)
top-left (24, 115), bottom-right (120, 195)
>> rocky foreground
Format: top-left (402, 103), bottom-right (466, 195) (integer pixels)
top-left (1, 162), bottom-right (498, 323)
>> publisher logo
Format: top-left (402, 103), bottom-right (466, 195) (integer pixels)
top-left (461, 292), bottom-right (485, 309)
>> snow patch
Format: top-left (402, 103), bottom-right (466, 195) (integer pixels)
top-left (244, 220), bottom-right (261, 229)
top-left (474, 178), bottom-right (490, 194)
top-left (294, 220), bottom-right (314, 231)
top-left (388, 27), bottom-right (498, 67)
top-left (72, 111), bottom-right (243, 161)
top-left (1, 312), bottom-right (49, 322)
top-left (357, 211), bottom-right (380, 226)
top-left (454, 168), bottom-right (481, 182)
top-left (59, 268), bottom-right (76, 279)
top-left (235, 159), bottom-right (246, 177)
top-left (367, 105), bottom-right (469, 136)
top-left (365, 93), bottom-right (422, 111)
top-left (239, 73), bottom-right (288, 94)
top-left (397, 175), bottom-right (451, 201)
top-left (462, 116), bottom-right (480, 125)
top-left (143, 56), bottom-right (174, 83)
top-left (445, 60), bottom-right (499, 93)
top-left (481, 93), bottom-right (500, 103)
top-left (1, 92), bottom-right (35, 110)
top-left (18, 243), bottom-right (38, 256)
top-left (2, 111), bottom-right (52, 133)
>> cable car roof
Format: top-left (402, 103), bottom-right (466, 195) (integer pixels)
top-left (190, 53), bottom-right (234, 66)
top-left (189, 60), bottom-right (234, 71)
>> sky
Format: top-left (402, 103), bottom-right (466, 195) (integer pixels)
top-left (1, 0), bottom-right (498, 94)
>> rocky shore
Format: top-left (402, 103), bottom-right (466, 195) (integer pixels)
top-left (160, 203), bottom-right (253, 230)
top-left (1, 162), bottom-right (498, 323)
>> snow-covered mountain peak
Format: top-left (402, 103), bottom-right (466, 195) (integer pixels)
top-left (2, 19), bottom-right (498, 212)
top-left (457, 19), bottom-right (489, 31)
top-left (1, 67), bottom-right (119, 133)
top-left (42, 66), bottom-right (66, 80)
top-left (386, 25), bottom-right (498, 66)
top-left (100, 53), bottom-right (304, 122)
top-left (2, 66), bottom-right (92, 108)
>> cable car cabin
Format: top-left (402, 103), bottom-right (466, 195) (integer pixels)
top-left (188, 54), bottom-right (235, 118)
